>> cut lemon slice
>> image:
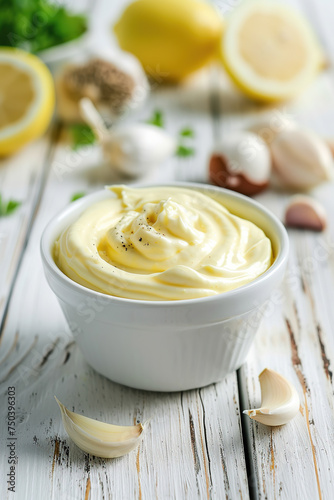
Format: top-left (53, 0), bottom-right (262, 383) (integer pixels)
top-left (221, 1), bottom-right (323, 101)
top-left (0, 47), bottom-right (55, 156)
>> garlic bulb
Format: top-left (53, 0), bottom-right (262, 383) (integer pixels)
top-left (56, 48), bottom-right (149, 124)
top-left (209, 131), bottom-right (271, 196)
top-left (271, 129), bottom-right (333, 190)
top-left (80, 98), bottom-right (176, 177)
top-left (248, 111), bottom-right (295, 145)
top-left (55, 397), bottom-right (146, 458)
top-left (285, 195), bottom-right (327, 231)
top-left (243, 368), bottom-right (300, 426)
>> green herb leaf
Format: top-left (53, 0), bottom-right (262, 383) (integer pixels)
top-left (179, 127), bottom-right (195, 138)
top-left (0, 1), bottom-right (87, 54)
top-left (146, 110), bottom-right (164, 128)
top-left (70, 124), bottom-right (96, 150)
top-left (0, 194), bottom-right (21, 216)
top-left (176, 145), bottom-right (195, 158)
top-left (5, 200), bottom-right (21, 215)
top-left (70, 192), bottom-right (86, 203)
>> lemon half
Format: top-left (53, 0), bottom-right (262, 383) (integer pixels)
top-left (0, 47), bottom-right (55, 156)
top-left (221, 1), bottom-right (323, 101)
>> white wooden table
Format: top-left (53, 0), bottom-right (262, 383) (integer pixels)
top-left (1, 1), bottom-right (334, 498)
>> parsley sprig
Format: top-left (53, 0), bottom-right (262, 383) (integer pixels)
top-left (0, 0), bottom-right (87, 53)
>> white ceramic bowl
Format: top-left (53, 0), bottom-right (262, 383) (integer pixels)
top-left (41, 183), bottom-right (289, 392)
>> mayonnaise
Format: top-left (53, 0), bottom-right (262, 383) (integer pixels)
top-left (54, 185), bottom-right (272, 300)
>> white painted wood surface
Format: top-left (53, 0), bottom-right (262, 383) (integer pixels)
top-left (1, 0), bottom-right (334, 499)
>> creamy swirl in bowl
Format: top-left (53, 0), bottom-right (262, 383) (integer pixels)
top-left (54, 185), bottom-right (272, 300)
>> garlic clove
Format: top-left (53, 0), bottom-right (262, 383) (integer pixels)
top-left (243, 368), bottom-right (300, 427)
top-left (271, 129), bottom-right (333, 190)
top-left (104, 124), bottom-right (176, 177)
top-left (285, 195), bottom-right (327, 231)
top-left (209, 132), bottom-right (271, 196)
top-left (248, 111), bottom-right (296, 146)
top-left (80, 98), bottom-right (176, 177)
top-left (55, 397), bottom-right (146, 458)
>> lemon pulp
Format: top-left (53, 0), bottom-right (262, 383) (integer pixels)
top-left (238, 12), bottom-right (308, 82)
top-left (0, 48), bottom-right (55, 156)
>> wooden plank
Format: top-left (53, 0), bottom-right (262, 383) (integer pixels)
top-left (0, 68), bottom-right (249, 499)
top-left (0, 128), bottom-right (57, 333)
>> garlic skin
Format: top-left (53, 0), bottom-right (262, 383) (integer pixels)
top-left (80, 98), bottom-right (176, 177)
top-left (209, 132), bottom-right (271, 196)
top-left (271, 129), bottom-right (333, 190)
top-left (248, 111), bottom-right (295, 145)
top-left (325, 138), bottom-right (334, 159)
top-left (243, 368), bottom-right (300, 426)
top-left (55, 397), bottom-right (146, 458)
top-left (285, 195), bottom-right (327, 231)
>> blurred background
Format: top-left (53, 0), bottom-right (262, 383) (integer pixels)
top-left (1, 0), bottom-right (334, 205)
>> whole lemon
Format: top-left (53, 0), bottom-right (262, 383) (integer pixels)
top-left (114, 0), bottom-right (223, 82)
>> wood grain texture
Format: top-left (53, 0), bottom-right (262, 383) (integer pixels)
top-left (0, 129), bottom-right (56, 329)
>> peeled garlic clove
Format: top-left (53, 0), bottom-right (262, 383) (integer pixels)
top-left (271, 129), bottom-right (333, 190)
top-left (80, 98), bottom-right (176, 177)
top-left (248, 111), bottom-right (295, 145)
top-left (55, 397), bottom-right (146, 458)
top-left (102, 124), bottom-right (176, 177)
top-left (285, 195), bottom-right (327, 231)
top-left (243, 368), bottom-right (300, 427)
top-left (209, 132), bottom-right (271, 196)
